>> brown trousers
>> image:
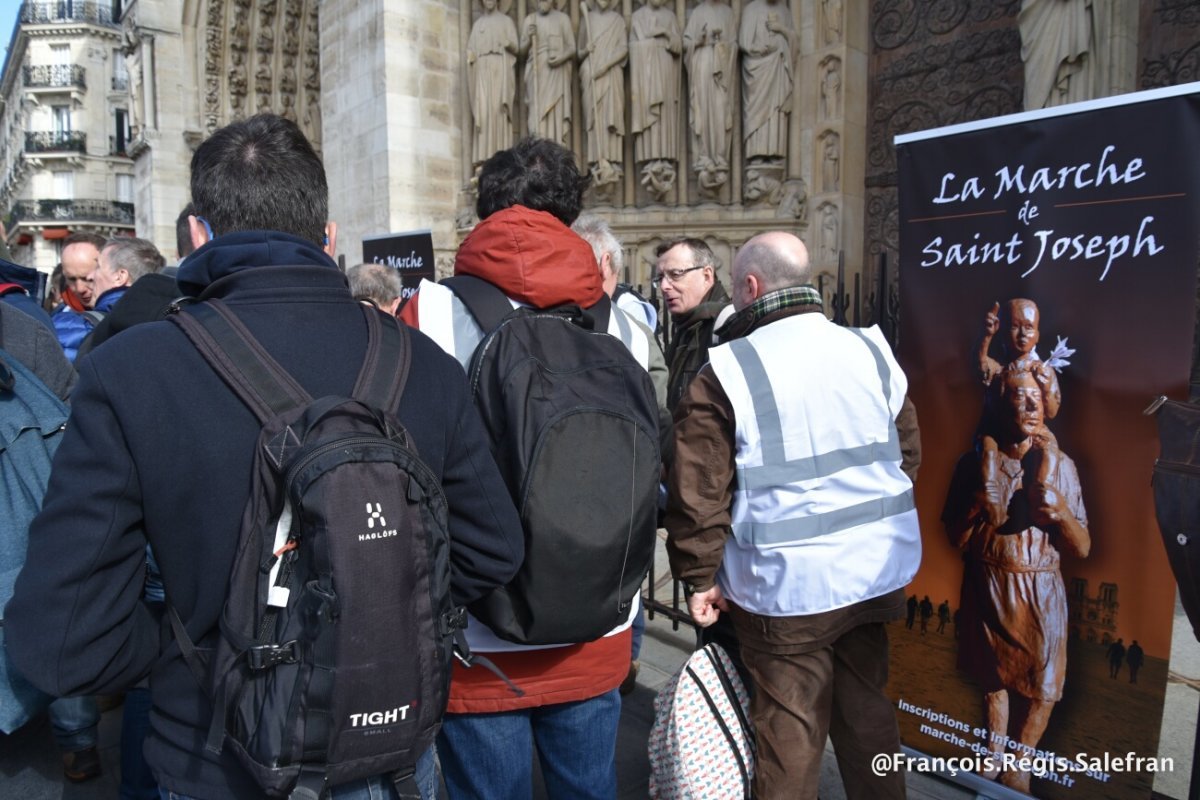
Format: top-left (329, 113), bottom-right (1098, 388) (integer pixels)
top-left (729, 604), bottom-right (906, 800)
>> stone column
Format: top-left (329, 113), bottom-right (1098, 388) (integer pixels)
top-left (124, 0), bottom-right (193, 258)
top-left (321, 0), bottom-right (464, 267)
top-left (794, 0), bottom-right (864, 300)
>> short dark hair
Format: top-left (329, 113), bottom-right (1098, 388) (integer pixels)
top-left (63, 231), bottom-right (106, 251)
top-left (176, 203), bottom-right (196, 258)
top-left (190, 114), bottom-right (328, 246)
top-left (655, 237), bottom-right (717, 270)
top-left (476, 137), bottom-right (590, 225)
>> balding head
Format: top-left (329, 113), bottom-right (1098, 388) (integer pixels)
top-left (61, 232), bottom-right (105, 308)
top-left (731, 232), bottom-right (811, 311)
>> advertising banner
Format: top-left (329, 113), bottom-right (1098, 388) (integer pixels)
top-left (362, 229), bottom-right (435, 304)
top-left (892, 84), bottom-right (1200, 798)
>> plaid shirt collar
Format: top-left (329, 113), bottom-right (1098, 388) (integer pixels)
top-left (716, 285), bottom-right (823, 342)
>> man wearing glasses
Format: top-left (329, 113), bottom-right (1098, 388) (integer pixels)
top-left (655, 237), bottom-right (731, 410)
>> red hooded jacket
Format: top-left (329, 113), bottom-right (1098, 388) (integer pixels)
top-left (402, 206), bottom-right (631, 712)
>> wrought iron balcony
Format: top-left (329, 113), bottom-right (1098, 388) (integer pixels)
top-left (25, 130), bottom-right (86, 153)
top-left (22, 64), bottom-right (87, 90)
top-left (19, 1), bottom-right (118, 27)
top-left (112, 74), bottom-right (128, 91)
top-left (11, 199), bottom-right (134, 224)
top-left (109, 135), bottom-right (129, 156)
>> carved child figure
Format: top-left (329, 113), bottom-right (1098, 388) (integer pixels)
top-left (975, 298), bottom-right (1063, 526)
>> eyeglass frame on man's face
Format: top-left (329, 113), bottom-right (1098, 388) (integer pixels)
top-left (651, 265), bottom-right (706, 286)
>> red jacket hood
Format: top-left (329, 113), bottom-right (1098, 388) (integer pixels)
top-left (454, 206), bottom-right (604, 309)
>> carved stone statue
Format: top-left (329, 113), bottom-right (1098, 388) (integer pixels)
top-left (122, 28), bottom-right (144, 136)
top-left (819, 202), bottom-right (838, 262)
top-left (257, 13), bottom-right (276, 54)
top-left (228, 47), bottom-right (248, 118)
top-left (739, 0), bottom-right (795, 164)
top-left (684, 0), bottom-right (736, 195)
top-left (303, 46), bottom-right (320, 144)
top-left (467, 0), bottom-right (519, 169)
top-left (1018, 0), bottom-right (1107, 110)
top-left (820, 57), bottom-right (840, 119)
top-left (578, 0), bottom-right (627, 195)
top-left (821, 0), bottom-right (842, 45)
top-left (743, 164), bottom-right (782, 204)
top-left (256, 53), bottom-right (273, 113)
top-left (230, 12), bottom-right (250, 50)
top-left (520, 0), bottom-right (575, 145)
top-left (821, 132), bottom-right (839, 192)
top-left (280, 59), bottom-right (297, 94)
top-left (280, 91), bottom-right (297, 122)
top-left (630, 0), bottom-right (681, 201)
top-left (776, 178), bottom-right (807, 223)
top-left (283, 14), bottom-right (301, 56)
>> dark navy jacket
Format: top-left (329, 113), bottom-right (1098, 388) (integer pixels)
top-left (5, 231), bottom-right (525, 797)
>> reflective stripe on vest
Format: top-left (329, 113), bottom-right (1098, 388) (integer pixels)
top-left (707, 315), bottom-right (920, 615)
top-left (420, 280), bottom-right (650, 371)
top-left (608, 305), bottom-right (650, 370)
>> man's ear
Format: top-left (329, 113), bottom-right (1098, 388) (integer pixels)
top-left (599, 251), bottom-right (615, 281)
top-left (324, 222), bottom-right (338, 258)
top-left (188, 215), bottom-right (209, 250)
top-left (746, 272), bottom-right (762, 302)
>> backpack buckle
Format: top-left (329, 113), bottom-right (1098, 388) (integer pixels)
top-left (441, 606), bottom-right (467, 635)
top-left (247, 640), bottom-right (299, 670)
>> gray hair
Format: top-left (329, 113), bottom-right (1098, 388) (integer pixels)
top-left (346, 263), bottom-right (402, 307)
top-left (102, 237), bottom-right (166, 283)
top-left (571, 213), bottom-right (623, 276)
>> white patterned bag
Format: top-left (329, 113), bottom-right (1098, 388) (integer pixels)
top-left (648, 643), bottom-right (756, 799)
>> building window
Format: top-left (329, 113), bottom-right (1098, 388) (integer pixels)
top-left (113, 49), bottom-right (128, 91)
top-left (53, 171), bottom-right (74, 199)
top-left (116, 173), bottom-right (133, 204)
top-left (50, 44), bottom-right (70, 67)
top-left (52, 105), bottom-right (72, 133)
top-left (113, 108), bottom-right (129, 154)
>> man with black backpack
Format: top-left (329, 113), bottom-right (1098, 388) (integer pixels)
top-left (7, 114), bottom-right (525, 799)
top-left (399, 137), bottom-right (660, 799)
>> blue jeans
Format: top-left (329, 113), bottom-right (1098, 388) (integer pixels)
top-left (631, 605), bottom-right (645, 659)
top-left (157, 747), bottom-right (438, 800)
top-left (48, 695), bottom-right (99, 752)
top-left (438, 689), bottom-right (620, 800)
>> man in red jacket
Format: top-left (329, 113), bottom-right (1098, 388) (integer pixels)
top-left (401, 138), bottom-right (653, 799)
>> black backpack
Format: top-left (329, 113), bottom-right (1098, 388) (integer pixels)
top-left (168, 299), bottom-right (464, 799)
top-left (442, 275), bottom-right (659, 645)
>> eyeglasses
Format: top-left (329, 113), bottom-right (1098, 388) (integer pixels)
top-left (651, 265), bottom-right (705, 286)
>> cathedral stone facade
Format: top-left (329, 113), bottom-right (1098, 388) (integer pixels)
top-left (124, 0), bottom-right (1188, 322)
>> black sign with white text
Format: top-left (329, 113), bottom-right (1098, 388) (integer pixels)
top-left (362, 230), bottom-right (435, 302)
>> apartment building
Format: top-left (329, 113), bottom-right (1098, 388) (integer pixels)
top-left (0, 0), bottom-right (134, 274)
